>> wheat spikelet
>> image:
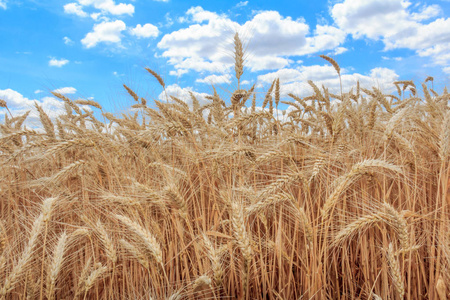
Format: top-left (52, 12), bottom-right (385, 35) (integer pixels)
top-left (275, 78), bottom-right (280, 107)
top-left (74, 99), bottom-right (102, 110)
top-left (115, 214), bottom-right (163, 264)
top-left (291, 205), bottom-right (313, 245)
top-left (0, 223), bottom-right (5, 255)
top-left (34, 102), bottom-right (55, 139)
top-left (192, 275), bottom-right (211, 293)
top-left (0, 99), bottom-right (6, 108)
top-left (246, 192), bottom-right (293, 215)
top-left (320, 55), bottom-right (340, 75)
top-left (83, 263), bottom-right (108, 296)
top-left (123, 84), bottom-right (139, 102)
top-left (73, 257), bottom-right (92, 300)
top-left (94, 219), bottom-right (117, 264)
top-left (145, 68), bottom-right (165, 88)
top-left (385, 243), bottom-right (405, 298)
top-left (251, 93), bottom-right (256, 113)
top-left (230, 201), bottom-right (252, 297)
top-left (45, 139), bottom-right (95, 157)
top-left (259, 173), bottom-right (301, 198)
top-left (0, 213), bottom-right (44, 297)
top-left (371, 293), bottom-right (383, 300)
top-left (120, 239), bottom-right (149, 269)
top-left (322, 160), bottom-right (403, 217)
top-left (333, 213), bottom-right (381, 247)
top-left (48, 160), bottom-right (86, 184)
top-left (46, 232), bottom-right (68, 300)
top-left (234, 32), bottom-right (244, 83)
top-left (0, 197), bottom-right (56, 297)
top-left (262, 79), bottom-right (276, 109)
top-left (381, 202), bottom-right (409, 250)
top-left (436, 275), bottom-right (447, 300)
top-left (164, 184), bottom-right (187, 218)
top-left (202, 234), bottom-right (223, 286)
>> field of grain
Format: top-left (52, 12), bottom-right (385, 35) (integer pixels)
top-left (0, 34), bottom-right (449, 299)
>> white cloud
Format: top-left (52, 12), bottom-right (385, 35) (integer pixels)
top-left (158, 7), bottom-right (346, 75)
top-left (411, 4), bottom-right (441, 21)
top-left (0, 1), bottom-right (6, 9)
top-left (331, 0), bottom-right (450, 67)
top-left (185, 6), bottom-right (222, 23)
top-left (34, 90), bottom-right (43, 94)
top-left (77, 0), bottom-right (134, 16)
top-left (196, 74), bottom-right (232, 85)
top-left (49, 57), bottom-right (69, 67)
top-left (64, 3), bottom-right (88, 17)
top-left (169, 69), bottom-right (188, 77)
top-left (257, 65), bottom-right (399, 97)
top-left (53, 87), bottom-right (77, 94)
top-left (382, 56), bottom-right (403, 61)
top-left (129, 23), bottom-right (159, 38)
top-left (63, 36), bottom-right (74, 45)
top-left (443, 66), bottom-right (450, 74)
top-left (333, 47), bottom-right (347, 55)
top-left (81, 20), bottom-right (126, 48)
top-left (158, 84), bottom-right (209, 107)
top-left (235, 1), bottom-right (248, 8)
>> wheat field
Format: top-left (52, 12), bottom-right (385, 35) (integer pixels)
top-left (0, 34), bottom-right (449, 299)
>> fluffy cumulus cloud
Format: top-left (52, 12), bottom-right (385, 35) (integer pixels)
top-left (0, 89), bottom-right (66, 126)
top-left (81, 20), bottom-right (126, 48)
top-left (53, 87), bottom-right (77, 94)
top-left (257, 65), bottom-right (399, 97)
top-left (157, 6), bottom-right (346, 76)
top-left (129, 24), bottom-right (159, 38)
top-left (49, 57), bottom-right (69, 67)
top-left (158, 84), bottom-right (210, 107)
top-left (331, 0), bottom-right (450, 69)
top-left (68, 0), bottom-right (134, 16)
top-left (196, 74), bottom-right (232, 85)
top-left (64, 3), bottom-right (88, 17)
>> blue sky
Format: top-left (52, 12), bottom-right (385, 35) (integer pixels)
top-left (1, 0), bottom-right (450, 121)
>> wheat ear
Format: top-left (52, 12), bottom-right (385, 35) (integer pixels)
top-left (145, 68), bottom-right (165, 88)
top-left (46, 232), bottom-right (68, 300)
top-left (119, 239), bottom-right (149, 269)
top-left (234, 32), bottom-right (244, 85)
top-left (436, 275), bottom-right (447, 300)
top-left (1, 197), bottom-right (56, 297)
top-left (230, 201), bottom-right (252, 297)
top-left (115, 214), bottom-right (163, 264)
top-left (385, 243), bottom-right (405, 298)
top-left (94, 220), bottom-right (117, 264)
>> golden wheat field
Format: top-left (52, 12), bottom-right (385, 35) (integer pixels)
top-left (0, 34), bottom-right (449, 300)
